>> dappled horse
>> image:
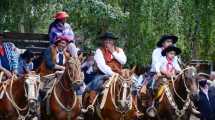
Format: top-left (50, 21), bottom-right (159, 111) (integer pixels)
top-left (140, 66), bottom-right (199, 120)
top-left (0, 73), bottom-right (40, 120)
top-left (41, 57), bottom-right (84, 120)
top-left (83, 69), bottom-right (137, 120)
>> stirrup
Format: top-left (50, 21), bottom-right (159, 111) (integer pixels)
top-left (81, 108), bottom-right (88, 113)
top-left (146, 106), bottom-right (157, 118)
top-left (136, 110), bottom-right (144, 118)
top-left (87, 105), bottom-right (95, 112)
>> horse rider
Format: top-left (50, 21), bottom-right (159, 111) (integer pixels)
top-left (81, 51), bottom-right (96, 85)
top-left (156, 45), bottom-right (182, 78)
top-left (149, 35), bottom-right (179, 92)
top-left (147, 35), bottom-right (180, 116)
top-left (147, 45), bottom-right (182, 117)
top-left (86, 32), bottom-right (127, 107)
top-left (150, 35), bottom-right (178, 74)
top-left (0, 35), bottom-right (19, 80)
top-left (38, 35), bottom-right (70, 76)
top-left (48, 11), bottom-right (79, 57)
top-left (18, 49), bottom-right (34, 76)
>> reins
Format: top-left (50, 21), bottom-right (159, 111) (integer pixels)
top-left (170, 66), bottom-right (196, 102)
top-left (110, 73), bottom-right (133, 114)
top-left (163, 66), bottom-right (197, 118)
top-left (51, 58), bottom-right (83, 113)
top-left (1, 74), bottom-right (39, 120)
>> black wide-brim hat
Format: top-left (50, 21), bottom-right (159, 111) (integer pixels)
top-left (99, 32), bottom-right (118, 40)
top-left (161, 46), bottom-right (181, 56)
top-left (197, 73), bottom-right (210, 80)
top-left (157, 35), bottom-right (178, 47)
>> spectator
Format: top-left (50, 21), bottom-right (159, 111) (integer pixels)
top-left (209, 71), bottom-right (215, 87)
top-left (194, 74), bottom-right (215, 120)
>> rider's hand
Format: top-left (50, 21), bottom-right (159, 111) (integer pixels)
top-left (55, 65), bottom-right (65, 71)
top-left (59, 66), bottom-right (65, 71)
top-left (157, 72), bottom-right (162, 77)
top-left (154, 72), bottom-right (161, 80)
top-left (107, 44), bottom-right (115, 53)
top-left (4, 70), bottom-right (12, 78)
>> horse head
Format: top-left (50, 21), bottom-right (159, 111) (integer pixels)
top-left (24, 74), bottom-right (40, 116)
top-left (114, 68), bottom-right (135, 113)
top-left (63, 57), bottom-right (84, 89)
top-left (179, 66), bottom-right (198, 100)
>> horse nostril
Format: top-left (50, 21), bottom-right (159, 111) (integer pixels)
top-left (29, 100), bottom-right (37, 109)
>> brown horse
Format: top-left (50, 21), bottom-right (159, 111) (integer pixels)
top-left (0, 74), bottom-right (40, 120)
top-left (83, 69), bottom-right (137, 120)
top-left (140, 66), bottom-right (199, 120)
top-left (41, 57), bottom-right (84, 120)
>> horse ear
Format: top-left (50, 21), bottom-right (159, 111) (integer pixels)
top-left (130, 65), bottom-right (136, 75)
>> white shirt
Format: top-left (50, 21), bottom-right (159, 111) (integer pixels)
top-left (67, 42), bottom-right (79, 58)
top-left (150, 47), bottom-right (180, 73)
top-left (94, 48), bottom-right (127, 76)
top-left (201, 87), bottom-right (210, 101)
top-left (56, 51), bottom-right (66, 65)
top-left (155, 57), bottom-right (181, 73)
top-left (151, 48), bottom-right (163, 72)
top-left (132, 74), bottom-right (144, 86)
top-left (81, 61), bottom-right (94, 74)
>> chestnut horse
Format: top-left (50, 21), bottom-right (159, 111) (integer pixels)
top-left (83, 69), bottom-right (137, 120)
top-left (0, 74), bottom-right (40, 120)
top-left (41, 57), bottom-right (84, 120)
top-left (140, 66), bottom-right (199, 120)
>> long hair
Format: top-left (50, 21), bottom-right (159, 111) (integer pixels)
top-left (20, 49), bottom-right (34, 63)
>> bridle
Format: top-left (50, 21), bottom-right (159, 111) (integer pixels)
top-left (66, 58), bottom-right (84, 86)
top-left (163, 66), bottom-right (198, 117)
top-left (110, 74), bottom-right (133, 114)
top-left (171, 66), bottom-right (198, 102)
top-left (53, 58), bottom-right (83, 112)
top-left (0, 74), bottom-right (40, 120)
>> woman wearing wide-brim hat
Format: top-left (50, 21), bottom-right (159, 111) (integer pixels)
top-left (150, 35), bottom-right (178, 73)
top-left (48, 11), bottom-right (75, 44)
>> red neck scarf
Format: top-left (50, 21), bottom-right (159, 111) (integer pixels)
top-left (0, 45), bottom-right (5, 56)
top-left (103, 48), bottom-right (112, 62)
top-left (166, 57), bottom-right (174, 73)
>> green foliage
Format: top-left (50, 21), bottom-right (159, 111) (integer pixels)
top-left (0, 0), bottom-right (215, 66)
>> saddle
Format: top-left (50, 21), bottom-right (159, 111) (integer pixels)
top-left (40, 72), bottom-right (63, 101)
top-left (140, 76), bottom-right (170, 108)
